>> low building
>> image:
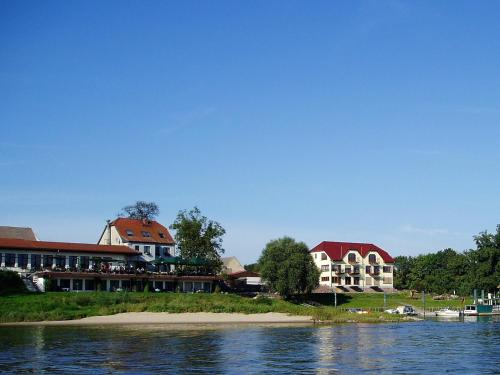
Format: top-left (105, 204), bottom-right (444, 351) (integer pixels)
top-left (0, 218), bottom-right (220, 293)
top-left (310, 241), bottom-right (395, 292)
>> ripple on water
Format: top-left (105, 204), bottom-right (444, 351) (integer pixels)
top-left (0, 318), bottom-right (499, 374)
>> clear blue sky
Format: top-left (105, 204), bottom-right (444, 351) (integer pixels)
top-left (1, 1), bottom-right (499, 264)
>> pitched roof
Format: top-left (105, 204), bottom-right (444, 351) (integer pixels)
top-left (0, 226), bottom-right (37, 241)
top-left (0, 238), bottom-right (139, 255)
top-left (310, 241), bottom-right (395, 263)
top-left (112, 218), bottom-right (174, 244)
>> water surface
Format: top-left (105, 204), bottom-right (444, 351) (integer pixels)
top-left (1, 318), bottom-right (498, 374)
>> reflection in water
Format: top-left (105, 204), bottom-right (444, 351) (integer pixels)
top-left (0, 318), bottom-right (499, 374)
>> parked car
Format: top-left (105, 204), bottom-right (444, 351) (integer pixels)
top-left (347, 308), bottom-right (368, 314)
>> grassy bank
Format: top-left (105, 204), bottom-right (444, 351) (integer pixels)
top-left (310, 292), bottom-right (472, 310)
top-left (0, 292), bottom-right (418, 324)
top-left (1, 291), bottom-right (470, 324)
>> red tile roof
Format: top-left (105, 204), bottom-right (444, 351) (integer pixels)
top-left (112, 218), bottom-right (174, 245)
top-left (0, 238), bottom-right (139, 255)
top-left (229, 270), bottom-right (261, 278)
top-left (310, 241), bottom-right (395, 263)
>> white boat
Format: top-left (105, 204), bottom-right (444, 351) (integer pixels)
top-left (435, 308), bottom-right (461, 317)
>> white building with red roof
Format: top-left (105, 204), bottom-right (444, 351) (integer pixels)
top-left (310, 241), bottom-right (395, 292)
top-left (0, 218), bottom-right (220, 293)
top-left (98, 218), bottom-right (175, 263)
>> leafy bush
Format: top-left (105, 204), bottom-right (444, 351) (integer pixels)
top-left (0, 270), bottom-right (27, 295)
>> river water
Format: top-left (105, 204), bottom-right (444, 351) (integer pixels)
top-left (0, 317), bottom-right (498, 374)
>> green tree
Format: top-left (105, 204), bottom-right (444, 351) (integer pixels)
top-left (120, 201), bottom-right (159, 221)
top-left (170, 207), bottom-right (226, 274)
top-left (244, 263), bottom-right (260, 273)
top-left (466, 225), bottom-right (500, 292)
top-left (258, 237), bottom-right (320, 299)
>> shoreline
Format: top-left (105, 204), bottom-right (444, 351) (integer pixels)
top-left (0, 312), bottom-right (315, 326)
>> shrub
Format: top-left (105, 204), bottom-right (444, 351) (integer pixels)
top-left (0, 270), bottom-right (27, 295)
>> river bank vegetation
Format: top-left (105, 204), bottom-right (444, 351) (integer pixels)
top-left (0, 291), bottom-right (472, 324)
top-left (394, 225), bottom-right (500, 295)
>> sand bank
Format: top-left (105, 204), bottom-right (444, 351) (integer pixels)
top-left (2, 312), bottom-right (314, 326)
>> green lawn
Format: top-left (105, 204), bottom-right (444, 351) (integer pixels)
top-left (310, 292), bottom-right (472, 310)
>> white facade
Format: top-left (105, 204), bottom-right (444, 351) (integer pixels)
top-left (312, 249), bottom-right (394, 291)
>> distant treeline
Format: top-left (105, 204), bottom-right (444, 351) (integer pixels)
top-left (395, 225), bottom-right (500, 295)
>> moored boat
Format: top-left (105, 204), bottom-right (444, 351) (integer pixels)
top-left (435, 308), bottom-right (462, 317)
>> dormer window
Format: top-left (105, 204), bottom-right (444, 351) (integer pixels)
top-left (126, 230), bottom-right (134, 236)
top-left (348, 253), bottom-right (357, 263)
top-left (369, 254), bottom-right (377, 263)
top-left (158, 232), bottom-right (165, 238)
top-left (142, 231), bottom-right (151, 238)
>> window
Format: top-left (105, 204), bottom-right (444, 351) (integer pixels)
top-left (142, 231), bottom-right (151, 238)
top-left (321, 265), bottom-right (329, 272)
top-left (314, 253), bottom-right (317, 259)
top-left (18, 254), bottom-right (28, 269)
top-left (144, 246), bottom-right (151, 255)
top-left (55, 256), bottom-right (66, 268)
top-left (332, 277), bottom-right (340, 284)
top-left (158, 232), bottom-right (165, 238)
top-left (383, 266), bottom-right (392, 273)
top-left (321, 253), bottom-right (327, 260)
top-left (110, 280), bottom-right (120, 291)
top-left (73, 279), bottom-right (83, 291)
top-left (60, 279), bottom-right (70, 289)
top-left (345, 266), bottom-right (351, 274)
top-left (383, 277), bottom-right (393, 284)
top-left (154, 281), bottom-right (163, 290)
top-left (5, 253), bottom-right (15, 267)
top-left (69, 256), bottom-right (78, 268)
top-left (121, 280), bottom-right (131, 291)
top-left (353, 277), bottom-right (360, 285)
top-left (135, 245), bottom-right (140, 251)
top-left (126, 230), bottom-right (134, 236)
top-left (365, 265), bottom-right (371, 273)
top-left (368, 254), bottom-right (377, 263)
top-left (373, 266), bottom-right (380, 274)
top-left (348, 253), bottom-right (356, 263)
top-left (31, 254), bottom-right (41, 270)
top-left (155, 246), bottom-right (160, 257)
top-left (85, 279), bottom-right (95, 291)
top-left (345, 277), bottom-right (352, 285)
top-left (353, 266), bottom-right (360, 274)
top-left (334, 265), bottom-right (342, 273)
top-left (163, 247), bottom-right (171, 257)
top-left (321, 276), bottom-right (330, 282)
top-left (81, 256), bottom-right (90, 269)
top-left (366, 277), bottom-right (372, 286)
top-left (43, 255), bottom-right (53, 268)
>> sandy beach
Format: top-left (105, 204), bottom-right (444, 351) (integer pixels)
top-left (1, 312), bottom-right (314, 326)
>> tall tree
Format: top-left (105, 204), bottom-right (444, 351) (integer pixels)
top-left (258, 237), bottom-right (320, 299)
top-left (170, 207), bottom-right (225, 273)
top-left (121, 201), bottom-right (160, 221)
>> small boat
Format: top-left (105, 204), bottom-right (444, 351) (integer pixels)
top-left (463, 295), bottom-right (500, 316)
top-left (435, 308), bottom-right (461, 317)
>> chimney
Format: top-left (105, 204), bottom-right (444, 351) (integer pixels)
top-left (107, 220), bottom-right (112, 245)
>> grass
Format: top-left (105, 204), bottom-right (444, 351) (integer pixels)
top-left (309, 292), bottom-right (472, 310)
top-left (0, 291), bottom-right (469, 324)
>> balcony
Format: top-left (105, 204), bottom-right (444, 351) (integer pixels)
top-left (348, 269), bottom-right (360, 275)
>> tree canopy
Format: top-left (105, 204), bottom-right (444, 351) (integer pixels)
top-left (394, 225), bottom-right (500, 295)
top-left (258, 237), bottom-right (320, 298)
top-left (170, 207), bottom-right (225, 274)
top-left (120, 201), bottom-right (159, 221)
